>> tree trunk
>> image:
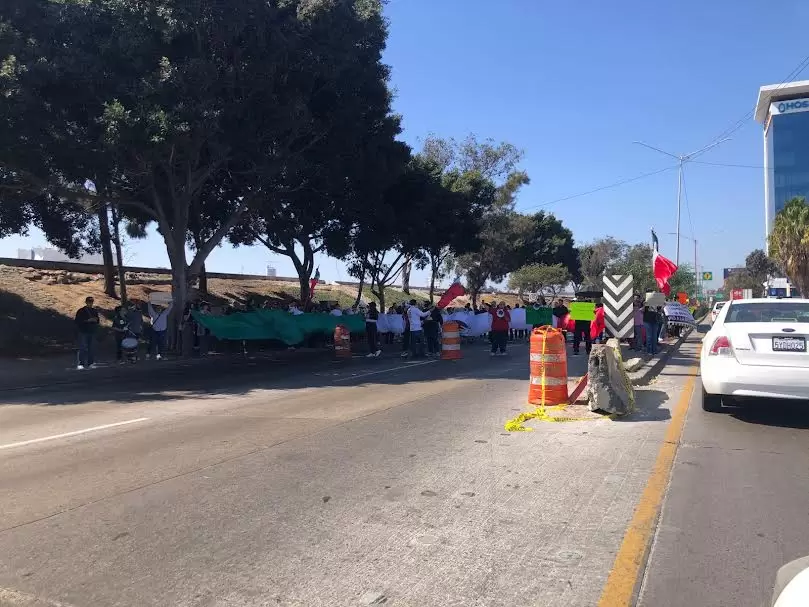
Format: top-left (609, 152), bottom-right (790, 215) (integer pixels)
top-left (171, 269), bottom-right (190, 357)
top-left (109, 204), bottom-right (127, 304)
top-left (298, 272), bottom-right (310, 306)
top-left (429, 255), bottom-right (443, 302)
top-left (402, 259), bottom-right (411, 294)
top-left (353, 273), bottom-right (365, 308)
top-left (198, 262), bottom-right (208, 295)
top-left (471, 290), bottom-right (478, 309)
top-left (96, 204), bottom-right (116, 298)
top-left (372, 285), bottom-right (385, 313)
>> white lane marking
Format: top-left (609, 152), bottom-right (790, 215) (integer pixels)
top-left (332, 360), bottom-right (438, 383)
top-left (0, 418), bottom-right (149, 451)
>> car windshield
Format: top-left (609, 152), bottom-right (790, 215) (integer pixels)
top-left (715, 302), bottom-right (725, 309)
top-left (725, 302), bottom-right (809, 323)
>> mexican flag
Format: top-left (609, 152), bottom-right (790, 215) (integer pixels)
top-left (652, 230), bottom-right (678, 296)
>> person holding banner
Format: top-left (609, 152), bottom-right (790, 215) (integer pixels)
top-left (571, 299), bottom-right (593, 356)
top-left (405, 299), bottom-right (431, 358)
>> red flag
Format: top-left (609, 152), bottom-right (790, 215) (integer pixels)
top-left (307, 267), bottom-right (321, 304)
top-left (436, 282), bottom-right (465, 309)
top-left (652, 230), bottom-right (677, 296)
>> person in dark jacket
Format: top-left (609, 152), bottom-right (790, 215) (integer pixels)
top-left (74, 296), bottom-right (100, 370)
top-left (643, 305), bottom-right (659, 355)
top-left (424, 305), bottom-right (443, 357)
top-left (552, 299), bottom-right (569, 338)
top-left (365, 302), bottom-right (381, 357)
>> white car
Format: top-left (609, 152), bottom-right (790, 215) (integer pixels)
top-left (710, 301), bottom-right (726, 323)
top-left (700, 298), bottom-right (809, 411)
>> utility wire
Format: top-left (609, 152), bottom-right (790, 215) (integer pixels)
top-left (700, 51), bottom-right (809, 146)
top-left (521, 165), bottom-right (677, 210)
top-left (691, 160), bottom-right (767, 170)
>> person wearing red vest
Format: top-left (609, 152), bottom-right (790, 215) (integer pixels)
top-left (489, 301), bottom-right (511, 356)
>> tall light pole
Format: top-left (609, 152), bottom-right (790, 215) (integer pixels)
top-left (666, 232), bottom-right (698, 297)
top-left (634, 138), bottom-right (731, 266)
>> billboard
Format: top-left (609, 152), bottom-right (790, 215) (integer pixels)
top-left (723, 267), bottom-right (744, 279)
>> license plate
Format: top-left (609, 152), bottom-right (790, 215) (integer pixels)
top-left (772, 336), bottom-right (807, 352)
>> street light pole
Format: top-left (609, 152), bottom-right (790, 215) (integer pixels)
top-left (694, 238), bottom-right (699, 299)
top-left (676, 160), bottom-right (683, 266)
top-left (634, 138), bottom-right (731, 267)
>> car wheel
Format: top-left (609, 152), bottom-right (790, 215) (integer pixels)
top-left (701, 386), bottom-right (723, 412)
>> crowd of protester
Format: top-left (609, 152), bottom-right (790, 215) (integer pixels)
top-left (73, 290), bottom-right (681, 370)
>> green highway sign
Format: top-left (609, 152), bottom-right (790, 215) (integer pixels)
top-left (714, 292), bottom-right (726, 300)
top-left (702, 271), bottom-right (713, 281)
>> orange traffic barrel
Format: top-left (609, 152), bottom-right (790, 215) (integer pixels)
top-left (334, 324), bottom-right (351, 359)
top-left (528, 326), bottom-right (568, 405)
top-left (441, 321), bottom-right (462, 360)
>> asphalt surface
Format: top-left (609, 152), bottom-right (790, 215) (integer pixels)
top-left (0, 338), bottom-right (695, 607)
top-left (638, 336), bottom-right (809, 607)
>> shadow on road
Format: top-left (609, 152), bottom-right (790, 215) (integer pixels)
top-left (611, 389), bottom-right (672, 422)
top-left (0, 343), bottom-right (537, 408)
top-left (728, 399), bottom-right (809, 430)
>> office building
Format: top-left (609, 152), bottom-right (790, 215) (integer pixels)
top-left (755, 80), bottom-right (809, 245)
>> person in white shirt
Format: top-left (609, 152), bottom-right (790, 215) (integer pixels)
top-left (288, 303), bottom-right (304, 316)
top-left (405, 299), bottom-right (431, 358)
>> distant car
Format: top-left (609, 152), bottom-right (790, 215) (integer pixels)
top-left (700, 298), bottom-right (809, 412)
top-left (710, 301), bottom-right (726, 323)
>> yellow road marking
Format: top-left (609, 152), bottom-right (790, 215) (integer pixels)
top-left (597, 359), bottom-right (699, 606)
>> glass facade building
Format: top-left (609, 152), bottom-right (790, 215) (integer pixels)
top-left (768, 109), bottom-right (809, 215)
top-left (756, 82), bottom-right (809, 247)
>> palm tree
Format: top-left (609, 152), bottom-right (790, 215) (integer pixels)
top-left (769, 197), bottom-right (809, 297)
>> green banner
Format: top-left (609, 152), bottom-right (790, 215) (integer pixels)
top-left (193, 310), bottom-right (366, 344)
top-left (525, 306), bottom-right (553, 326)
top-left (569, 302), bottom-right (596, 321)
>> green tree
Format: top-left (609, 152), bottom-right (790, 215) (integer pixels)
top-left (669, 263), bottom-right (697, 298)
top-left (513, 211), bottom-right (579, 278)
top-left (769, 197), bottom-right (809, 297)
top-left (1, 0), bottom-right (395, 349)
top-left (723, 270), bottom-right (762, 294)
top-left (609, 243), bottom-right (654, 294)
top-left (578, 237), bottom-right (626, 287)
top-left (743, 248), bottom-right (778, 296)
top-left (508, 263), bottom-right (570, 301)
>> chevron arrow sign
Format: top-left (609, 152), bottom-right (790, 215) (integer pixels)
top-left (602, 274), bottom-right (634, 339)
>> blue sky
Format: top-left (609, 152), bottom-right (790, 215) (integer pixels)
top-left (4, 0), bottom-right (809, 289)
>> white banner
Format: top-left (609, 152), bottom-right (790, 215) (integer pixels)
top-left (373, 310), bottom-right (533, 337)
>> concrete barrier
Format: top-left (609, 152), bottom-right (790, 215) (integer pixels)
top-left (586, 338), bottom-right (635, 415)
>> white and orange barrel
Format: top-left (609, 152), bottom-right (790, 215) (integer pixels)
top-left (528, 326), bottom-right (568, 405)
top-left (441, 321), bottom-right (462, 360)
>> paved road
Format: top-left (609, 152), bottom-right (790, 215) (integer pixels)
top-left (0, 338), bottom-right (694, 607)
top-left (638, 341), bottom-right (809, 607)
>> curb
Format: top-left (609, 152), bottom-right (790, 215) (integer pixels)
top-left (628, 314), bottom-right (707, 387)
